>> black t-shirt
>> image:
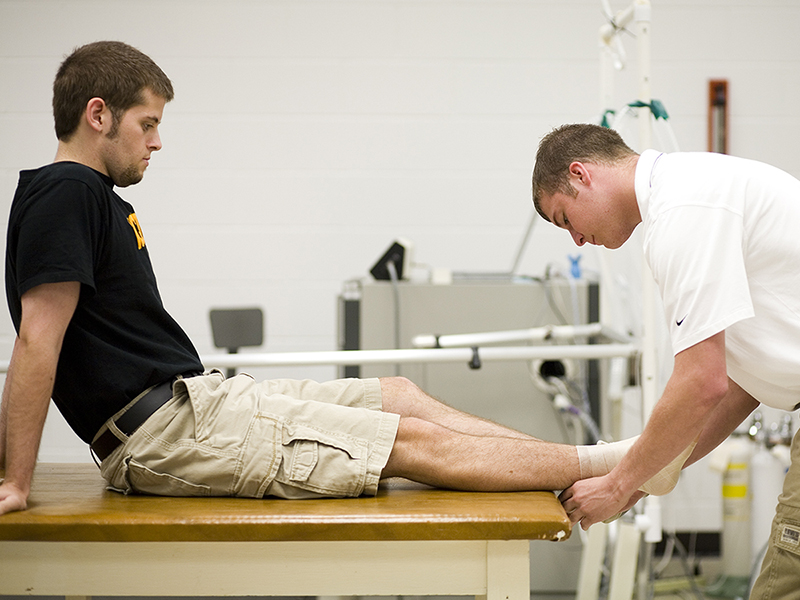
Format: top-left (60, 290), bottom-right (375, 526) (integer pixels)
top-left (5, 162), bottom-right (203, 442)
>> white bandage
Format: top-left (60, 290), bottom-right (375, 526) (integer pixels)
top-left (577, 435), bottom-right (696, 496)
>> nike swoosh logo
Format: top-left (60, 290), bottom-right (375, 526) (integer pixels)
top-left (677, 316), bottom-right (687, 326)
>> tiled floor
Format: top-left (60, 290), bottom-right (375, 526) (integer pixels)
top-left (531, 555), bottom-right (754, 600)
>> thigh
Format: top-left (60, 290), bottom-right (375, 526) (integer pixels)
top-left (749, 506), bottom-right (800, 600)
top-left (103, 373), bottom-right (397, 499)
top-left (749, 430), bottom-right (800, 600)
top-left (261, 377), bottom-right (383, 410)
top-left (258, 378), bottom-right (398, 498)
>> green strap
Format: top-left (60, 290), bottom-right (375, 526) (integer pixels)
top-left (600, 109), bottom-right (616, 128)
top-left (627, 99), bottom-right (669, 120)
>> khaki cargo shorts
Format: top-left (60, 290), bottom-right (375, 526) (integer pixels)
top-left (100, 372), bottom-right (399, 499)
top-left (750, 427), bottom-right (800, 600)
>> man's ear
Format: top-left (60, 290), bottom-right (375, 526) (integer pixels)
top-left (85, 97), bottom-right (110, 133)
top-left (568, 161), bottom-right (592, 188)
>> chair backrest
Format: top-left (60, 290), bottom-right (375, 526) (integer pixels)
top-left (209, 307), bottom-right (264, 352)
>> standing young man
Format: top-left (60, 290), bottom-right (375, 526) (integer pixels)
top-left (533, 123), bottom-right (800, 599)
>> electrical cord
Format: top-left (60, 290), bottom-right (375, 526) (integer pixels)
top-left (545, 375), bottom-right (602, 444)
top-left (662, 532), bottom-right (706, 600)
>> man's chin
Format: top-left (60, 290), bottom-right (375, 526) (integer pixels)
top-left (112, 169), bottom-right (144, 188)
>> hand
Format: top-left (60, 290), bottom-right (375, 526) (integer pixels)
top-left (0, 480), bottom-right (28, 516)
top-left (559, 474), bottom-right (642, 530)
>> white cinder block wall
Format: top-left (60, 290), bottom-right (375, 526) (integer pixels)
top-left (2, 0), bottom-right (800, 484)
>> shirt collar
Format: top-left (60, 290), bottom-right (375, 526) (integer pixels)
top-left (634, 149), bottom-right (664, 222)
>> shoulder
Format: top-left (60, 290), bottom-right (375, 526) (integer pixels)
top-left (647, 153), bottom-right (747, 215)
top-left (654, 152), bottom-right (787, 190)
top-left (10, 164), bottom-right (123, 241)
top-left (15, 162), bottom-right (116, 213)
top-left (29, 162), bottom-right (113, 192)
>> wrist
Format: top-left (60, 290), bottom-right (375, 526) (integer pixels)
top-left (2, 468), bottom-right (32, 497)
top-left (607, 466), bottom-right (641, 501)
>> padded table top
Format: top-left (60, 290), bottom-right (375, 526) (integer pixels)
top-left (0, 463), bottom-right (571, 542)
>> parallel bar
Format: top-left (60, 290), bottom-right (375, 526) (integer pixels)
top-left (0, 326), bottom-right (637, 373)
top-left (198, 343), bottom-right (638, 370)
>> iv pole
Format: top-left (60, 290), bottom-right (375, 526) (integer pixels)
top-left (631, 2), bottom-right (668, 597)
top-left (578, 3), bottom-right (662, 600)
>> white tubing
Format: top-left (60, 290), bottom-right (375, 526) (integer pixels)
top-left (412, 323), bottom-right (607, 349)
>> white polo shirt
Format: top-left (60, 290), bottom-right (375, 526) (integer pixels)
top-left (635, 149), bottom-right (800, 411)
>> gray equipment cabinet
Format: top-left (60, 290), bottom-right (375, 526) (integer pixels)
top-left (338, 276), bottom-right (601, 595)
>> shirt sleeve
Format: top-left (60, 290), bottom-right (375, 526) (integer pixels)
top-left (647, 204), bottom-right (755, 355)
top-left (13, 178), bottom-right (102, 297)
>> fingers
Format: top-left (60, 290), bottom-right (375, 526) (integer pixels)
top-left (565, 505), bottom-right (594, 530)
top-left (0, 496), bottom-right (27, 515)
top-left (560, 482), bottom-right (645, 530)
top-left (565, 506), bottom-right (597, 530)
top-left (0, 483), bottom-right (28, 516)
top-left (559, 487), bottom-right (584, 527)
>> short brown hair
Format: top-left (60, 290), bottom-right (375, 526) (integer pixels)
top-left (532, 123), bottom-right (636, 221)
top-left (53, 41), bottom-right (174, 141)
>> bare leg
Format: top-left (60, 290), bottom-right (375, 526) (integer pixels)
top-left (383, 416), bottom-right (580, 491)
top-left (379, 376), bottom-right (539, 441)
top-left (379, 377), bottom-right (581, 491)
top-left (378, 377), bottom-right (689, 494)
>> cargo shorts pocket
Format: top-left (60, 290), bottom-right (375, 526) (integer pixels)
top-left (124, 457), bottom-right (212, 497)
top-left (751, 516), bottom-right (800, 600)
top-left (775, 519), bottom-right (800, 555)
top-left (271, 422), bottom-right (368, 498)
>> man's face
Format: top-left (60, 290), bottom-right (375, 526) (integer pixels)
top-left (538, 165), bottom-right (635, 250)
top-left (101, 88), bottom-right (165, 187)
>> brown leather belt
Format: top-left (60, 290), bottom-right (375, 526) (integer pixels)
top-left (91, 373), bottom-right (198, 462)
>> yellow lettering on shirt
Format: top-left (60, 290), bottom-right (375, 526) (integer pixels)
top-left (127, 213), bottom-right (146, 249)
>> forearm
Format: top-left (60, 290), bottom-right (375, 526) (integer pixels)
top-left (560, 334), bottom-right (730, 529)
top-left (685, 378), bottom-right (759, 468)
top-left (0, 385), bottom-right (7, 474)
top-left (609, 333), bottom-right (730, 497)
top-left (0, 282), bottom-right (79, 514)
top-left (611, 383), bottom-right (713, 496)
top-left (3, 337), bottom-right (57, 495)
top-left (0, 342), bottom-right (18, 473)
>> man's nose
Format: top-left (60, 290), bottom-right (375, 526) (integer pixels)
top-left (149, 132), bottom-right (162, 151)
top-left (570, 229), bottom-right (586, 246)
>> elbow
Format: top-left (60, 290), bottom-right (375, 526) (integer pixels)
top-left (694, 371), bottom-right (730, 417)
top-left (675, 331), bottom-right (730, 420)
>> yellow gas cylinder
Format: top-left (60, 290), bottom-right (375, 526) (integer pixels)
top-left (721, 435), bottom-right (752, 578)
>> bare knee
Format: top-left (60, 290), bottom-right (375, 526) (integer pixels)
top-left (379, 376), bottom-right (423, 416)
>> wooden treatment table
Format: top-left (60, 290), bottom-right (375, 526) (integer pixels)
top-left (0, 463), bottom-right (571, 600)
